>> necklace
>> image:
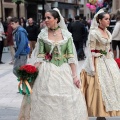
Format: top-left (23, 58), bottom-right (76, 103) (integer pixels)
top-left (49, 26), bottom-right (60, 31)
top-left (49, 26), bottom-right (60, 36)
top-left (98, 26), bottom-right (105, 31)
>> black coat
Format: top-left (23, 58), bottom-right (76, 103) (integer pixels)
top-left (26, 24), bottom-right (38, 41)
top-left (69, 21), bottom-right (85, 42)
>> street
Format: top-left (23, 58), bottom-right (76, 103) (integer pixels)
top-left (0, 49), bottom-right (120, 120)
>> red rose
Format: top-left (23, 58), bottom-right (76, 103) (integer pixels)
top-left (17, 65), bottom-right (38, 81)
top-left (45, 53), bottom-right (52, 61)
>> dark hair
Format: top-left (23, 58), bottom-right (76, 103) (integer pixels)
top-left (96, 12), bottom-right (109, 23)
top-left (68, 18), bottom-right (73, 22)
top-left (20, 17), bottom-right (25, 23)
top-left (10, 17), bottom-right (19, 23)
top-left (46, 10), bottom-right (60, 23)
top-left (116, 10), bottom-right (120, 21)
top-left (75, 15), bottom-right (80, 20)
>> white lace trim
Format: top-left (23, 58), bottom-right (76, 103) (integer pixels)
top-left (97, 57), bottom-right (120, 111)
top-left (38, 27), bottom-right (72, 45)
top-left (91, 52), bottom-right (102, 57)
top-left (90, 28), bottom-right (112, 44)
top-left (68, 58), bottom-right (76, 64)
top-left (35, 58), bottom-right (44, 63)
top-left (30, 62), bottom-right (88, 120)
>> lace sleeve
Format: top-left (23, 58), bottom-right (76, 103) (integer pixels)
top-left (35, 39), bottom-right (45, 62)
top-left (66, 38), bottom-right (76, 64)
top-left (90, 34), bottom-right (102, 57)
top-left (30, 37), bottom-right (45, 64)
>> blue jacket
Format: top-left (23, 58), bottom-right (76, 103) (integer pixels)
top-left (13, 26), bottom-right (28, 58)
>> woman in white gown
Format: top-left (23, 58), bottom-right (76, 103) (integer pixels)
top-left (18, 8), bottom-right (88, 120)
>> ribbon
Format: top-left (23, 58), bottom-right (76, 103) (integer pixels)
top-left (18, 78), bottom-right (32, 95)
top-left (91, 49), bottom-right (111, 53)
top-left (50, 42), bottom-right (61, 55)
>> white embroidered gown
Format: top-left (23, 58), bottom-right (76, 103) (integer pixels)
top-left (18, 28), bottom-right (88, 120)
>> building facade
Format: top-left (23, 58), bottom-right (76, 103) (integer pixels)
top-left (112, 0), bottom-right (120, 13)
top-left (25, 0), bottom-right (80, 21)
top-left (0, 0), bottom-right (25, 20)
top-left (0, 0), bottom-right (81, 22)
top-left (82, 0), bottom-right (120, 20)
top-left (1, 0), bottom-right (119, 22)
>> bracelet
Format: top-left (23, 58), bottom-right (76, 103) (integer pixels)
top-left (72, 75), bottom-right (77, 79)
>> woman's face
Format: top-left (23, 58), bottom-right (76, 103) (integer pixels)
top-left (45, 12), bottom-right (58, 28)
top-left (99, 14), bottom-right (110, 27)
top-left (20, 18), bottom-right (23, 22)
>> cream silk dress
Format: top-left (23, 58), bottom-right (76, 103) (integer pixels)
top-left (18, 28), bottom-right (88, 120)
top-left (81, 28), bottom-right (120, 117)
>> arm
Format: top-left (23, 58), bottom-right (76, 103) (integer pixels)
top-left (112, 22), bottom-right (120, 39)
top-left (0, 23), bottom-right (4, 37)
top-left (82, 24), bottom-right (86, 36)
top-left (89, 34), bottom-right (97, 72)
top-left (67, 38), bottom-right (80, 88)
top-left (7, 25), bottom-right (13, 42)
top-left (34, 39), bottom-right (45, 68)
top-left (69, 63), bottom-right (80, 88)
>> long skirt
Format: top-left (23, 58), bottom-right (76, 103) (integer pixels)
top-left (18, 62), bottom-right (88, 120)
top-left (80, 58), bottom-right (120, 117)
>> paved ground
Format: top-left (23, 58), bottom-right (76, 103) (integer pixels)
top-left (0, 49), bottom-right (120, 120)
top-left (0, 51), bottom-right (22, 120)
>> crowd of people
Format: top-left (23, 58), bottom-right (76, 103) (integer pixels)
top-left (0, 16), bottom-right (46, 64)
top-left (0, 13), bottom-right (90, 64)
top-left (0, 7), bottom-right (120, 120)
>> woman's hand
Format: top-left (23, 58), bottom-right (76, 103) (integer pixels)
top-left (34, 62), bottom-right (41, 68)
top-left (73, 77), bottom-right (81, 88)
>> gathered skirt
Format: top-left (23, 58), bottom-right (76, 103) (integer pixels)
top-left (18, 62), bottom-right (88, 120)
top-left (80, 58), bottom-right (120, 117)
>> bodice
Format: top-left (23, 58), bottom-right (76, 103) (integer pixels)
top-left (43, 40), bottom-right (73, 66)
top-left (36, 28), bottom-right (75, 66)
top-left (90, 28), bottom-right (112, 58)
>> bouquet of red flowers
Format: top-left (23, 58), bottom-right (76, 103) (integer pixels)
top-left (115, 58), bottom-right (120, 69)
top-left (17, 64), bottom-right (38, 95)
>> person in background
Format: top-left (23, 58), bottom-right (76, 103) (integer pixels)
top-left (0, 18), bottom-right (5, 64)
top-left (67, 18), bottom-right (73, 32)
top-left (26, 18), bottom-right (38, 58)
top-left (10, 17), bottom-right (29, 77)
top-left (6, 16), bottom-right (15, 64)
top-left (81, 16), bottom-right (89, 47)
top-left (63, 16), bottom-right (68, 26)
top-left (38, 19), bottom-right (46, 33)
top-left (107, 13), bottom-right (116, 33)
top-left (69, 15), bottom-right (86, 60)
top-left (19, 17), bottom-right (26, 29)
top-left (40, 19), bottom-right (46, 29)
top-left (80, 9), bottom-right (120, 120)
top-left (112, 9), bottom-right (120, 58)
top-left (2, 18), bottom-right (8, 34)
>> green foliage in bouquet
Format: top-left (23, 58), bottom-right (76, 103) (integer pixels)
top-left (17, 65), bottom-right (38, 95)
top-left (17, 64), bottom-right (38, 82)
